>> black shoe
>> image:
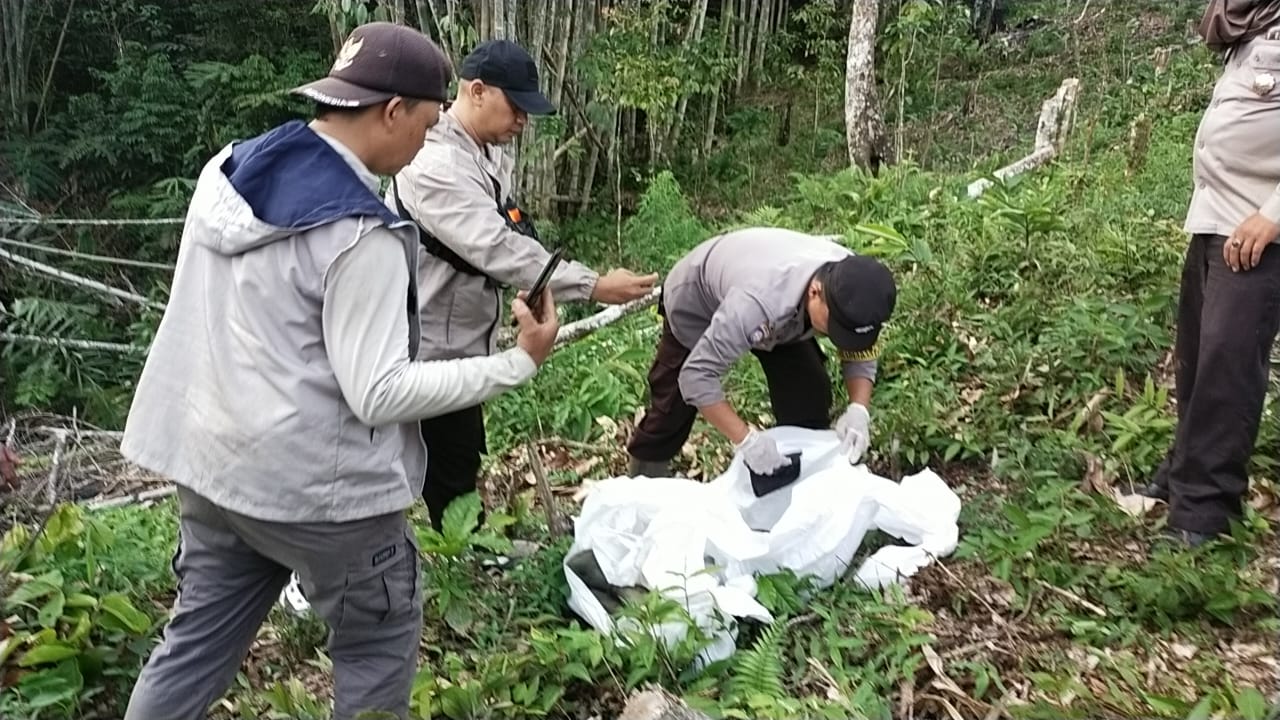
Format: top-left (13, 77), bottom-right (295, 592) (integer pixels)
top-left (627, 455), bottom-right (671, 478)
top-left (1135, 481), bottom-right (1169, 502)
top-left (1154, 527), bottom-right (1213, 550)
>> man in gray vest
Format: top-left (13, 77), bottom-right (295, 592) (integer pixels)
top-left (626, 228), bottom-right (897, 479)
top-left (390, 39), bottom-right (657, 528)
top-left (1140, 0), bottom-right (1280, 548)
top-left (118, 24), bottom-right (558, 720)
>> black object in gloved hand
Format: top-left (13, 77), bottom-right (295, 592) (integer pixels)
top-left (749, 452), bottom-right (802, 497)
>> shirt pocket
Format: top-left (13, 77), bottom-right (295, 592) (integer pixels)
top-left (1243, 40), bottom-right (1280, 100)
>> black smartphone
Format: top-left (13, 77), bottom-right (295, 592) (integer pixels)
top-left (524, 247), bottom-right (564, 319)
top-left (749, 452), bottom-right (802, 497)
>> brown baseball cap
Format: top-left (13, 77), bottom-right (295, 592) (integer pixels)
top-left (291, 22), bottom-right (451, 108)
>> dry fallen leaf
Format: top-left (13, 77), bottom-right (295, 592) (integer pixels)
top-left (1113, 490), bottom-right (1163, 517)
top-left (1170, 643), bottom-right (1197, 660)
top-left (572, 479), bottom-right (599, 503)
top-left (1082, 453), bottom-right (1110, 494)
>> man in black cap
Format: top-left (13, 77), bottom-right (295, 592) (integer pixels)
top-left (119, 23), bottom-right (560, 720)
top-left (390, 39), bottom-right (657, 528)
top-left (626, 227), bottom-right (897, 479)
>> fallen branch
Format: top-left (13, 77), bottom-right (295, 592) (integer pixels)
top-left (1034, 579), bottom-right (1108, 618)
top-left (0, 246), bottom-right (165, 310)
top-left (83, 485), bottom-right (176, 511)
top-left (0, 216), bottom-right (183, 226)
top-left (527, 443), bottom-right (566, 538)
top-left (1, 288), bottom-right (658, 358)
top-left (497, 287), bottom-right (660, 350)
top-left (967, 78), bottom-right (1080, 199)
top-left (33, 427), bottom-right (125, 440)
top-left (0, 237), bottom-right (175, 270)
top-left (0, 332), bottom-right (146, 354)
top-left (45, 430), bottom-right (67, 507)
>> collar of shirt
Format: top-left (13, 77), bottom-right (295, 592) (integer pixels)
top-left (313, 130), bottom-right (380, 194)
top-left (438, 108), bottom-right (513, 182)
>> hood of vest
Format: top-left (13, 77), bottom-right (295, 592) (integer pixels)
top-left (193, 120), bottom-right (402, 257)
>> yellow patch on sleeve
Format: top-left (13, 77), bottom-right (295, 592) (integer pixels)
top-left (839, 344), bottom-right (881, 363)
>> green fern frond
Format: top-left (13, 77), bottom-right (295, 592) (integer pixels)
top-left (724, 622), bottom-right (787, 703)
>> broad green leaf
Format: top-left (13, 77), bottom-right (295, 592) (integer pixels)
top-left (64, 592), bottom-right (98, 609)
top-left (99, 593), bottom-right (152, 635)
top-left (39, 504), bottom-right (85, 550)
top-left (36, 589), bottom-right (65, 628)
top-left (6, 570), bottom-right (63, 607)
top-left (470, 533), bottom-right (514, 555)
top-left (18, 642), bottom-right (80, 667)
top-left (443, 599), bottom-right (473, 636)
top-left (1236, 687), bottom-right (1267, 720)
top-left (66, 610), bottom-right (92, 645)
top-left (1185, 696), bottom-right (1214, 720)
top-left (17, 659), bottom-right (83, 710)
top-left (440, 493), bottom-right (482, 547)
top-left (561, 661), bottom-right (592, 683)
top-left (0, 631), bottom-right (32, 665)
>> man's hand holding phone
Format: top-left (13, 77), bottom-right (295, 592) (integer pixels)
top-left (513, 248), bottom-right (564, 366)
top-left (513, 289), bottom-right (558, 366)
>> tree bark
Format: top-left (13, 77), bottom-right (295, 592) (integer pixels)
top-left (844, 0), bottom-right (889, 170)
top-left (738, 0), bottom-right (758, 92)
top-left (660, 0), bottom-right (709, 160)
top-left (704, 0), bottom-right (733, 158)
top-left (752, 0), bottom-right (772, 81)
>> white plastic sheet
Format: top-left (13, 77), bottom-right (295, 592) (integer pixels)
top-left (563, 427), bottom-right (961, 664)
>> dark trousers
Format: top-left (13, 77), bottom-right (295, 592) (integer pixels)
top-left (420, 405), bottom-right (486, 530)
top-left (627, 320), bottom-right (833, 462)
top-left (1154, 234), bottom-right (1280, 535)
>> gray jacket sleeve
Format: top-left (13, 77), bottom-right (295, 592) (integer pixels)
top-left (678, 288), bottom-right (770, 408)
top-left (322, 224), bottom-right (537, 426)
top-left (840, 355), bottom-right (878, 382)
top-left (398, 149), bottom-right (599, 300)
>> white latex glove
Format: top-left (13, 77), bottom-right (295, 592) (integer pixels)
top-left (835, 403), bottom-right (871, 464)
top-left (736, 429), bottom-right (788, 475)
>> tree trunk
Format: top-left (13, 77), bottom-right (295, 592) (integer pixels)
top-left (704, 0), bottom-right (733, 158)
top-left (383, 0), bottom-right (406, 24)
top-left (0, 0), bottom-right (35, 132)
top-left (417, 0), bottom-right (460, 63)
top-left (491, 0), bottom-right (505, 40)
top-left (738, 0), bottom-right (758, 92)
top-left (752, 0), bottom-right (771, 81)
top-left (660, 0), bottom-right (709, 160)
top-left (541, 0), bottom-right (574, 216)
top-left (844, 0), bottom-right (889, 170)
top-left (503, 0), bottom-right (517, 40)
top-left (326, 3), bottom-right (345, 54)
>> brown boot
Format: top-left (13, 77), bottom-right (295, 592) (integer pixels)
top-left (627, 455), bottom-right (670, 478)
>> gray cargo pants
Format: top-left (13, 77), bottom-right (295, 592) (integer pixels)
top-left (124, 487), bottom-right (423, 720)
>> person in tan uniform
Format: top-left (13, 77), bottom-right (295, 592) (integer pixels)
top-left (1141, 0), bottom-right (1280, 547)
top-left (390, 39), bottom-right (657, 528)
top-left (626, 228), bottom-right (897, 480)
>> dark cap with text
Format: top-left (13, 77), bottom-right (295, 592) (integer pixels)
top-left (291, 22), bottom-right (451, 108)
top-left (460, 39), bottom-right (556, 115)
top-left (821, 255), bottom-right (897, 354)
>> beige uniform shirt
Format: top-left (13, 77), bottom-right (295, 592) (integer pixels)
top-left (662, 228), bottom-right (878, 408)
top-left (390, 110), bottom-right (599, 361)
top-left (1186, 29), bottom-right (1280, 235)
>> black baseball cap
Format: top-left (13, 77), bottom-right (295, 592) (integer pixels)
top-left (459, 40), bottom-right (556, 115)
top-left (291, 22), bottom-right (451, 108)
top-left (820, 255), bottom-right (897, 353)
